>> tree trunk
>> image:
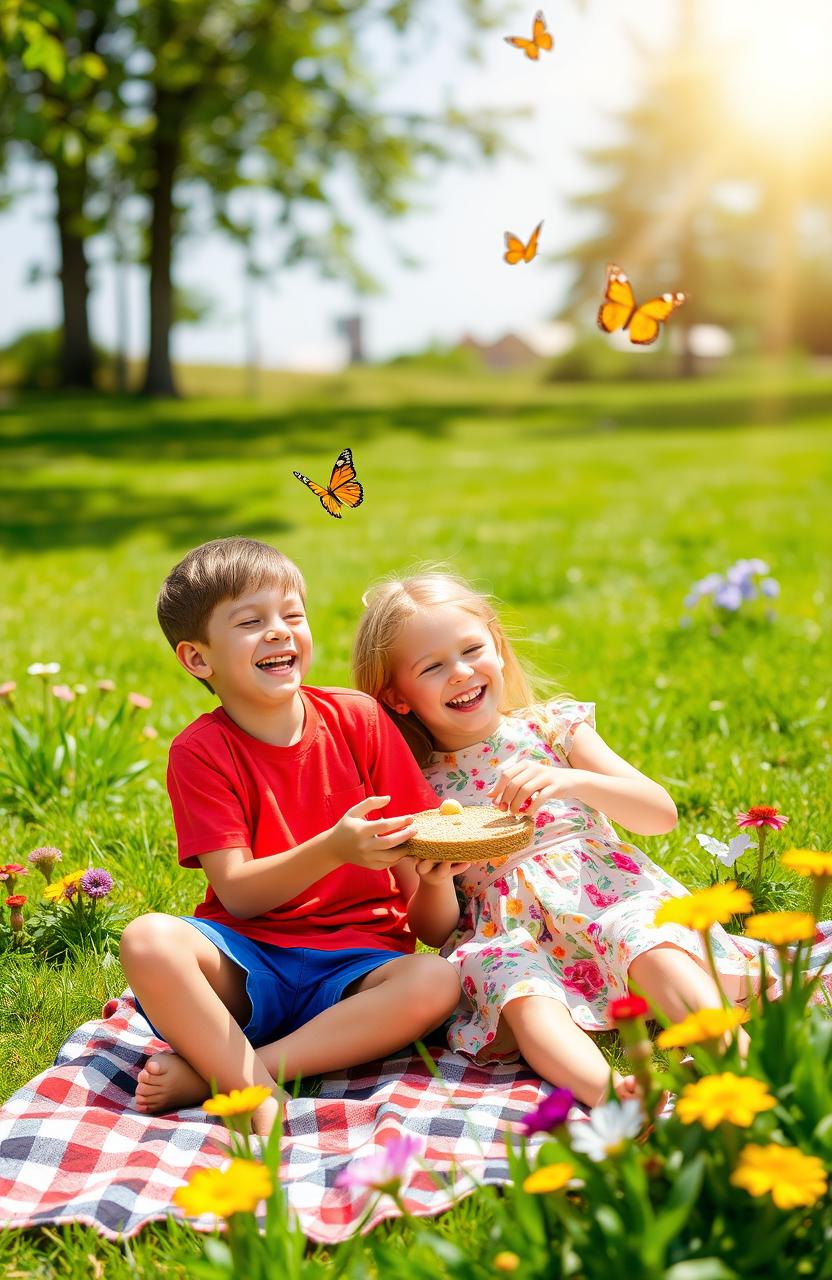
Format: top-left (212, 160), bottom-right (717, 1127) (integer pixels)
top-left (55, 164), bottom-right (95, 389)
top-left (142, 93), bottom-right (180, 397)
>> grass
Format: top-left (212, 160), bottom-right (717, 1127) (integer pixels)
top-left (1, 364), bottom-right (831, 1274)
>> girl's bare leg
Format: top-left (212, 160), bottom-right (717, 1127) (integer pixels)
top-left (628, 943), bottom-right (752, 1055)
top-left (500, 995), bottom-right (635, 1108)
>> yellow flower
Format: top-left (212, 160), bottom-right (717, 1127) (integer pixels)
top-left (654, 883), bottom-right (752, 931)
top-left (731, 1143), bottom-right (828, 1210)
top-left (781, 849), bottom-right (832, 878)
top-left (657, 1007), bottom-right (749, 1049)
top-left (506, 898), bottom-right (523, 917)
top-left (494, 1253), bottom-right (520, 1273)
top-left (42, 869), bottom-right (85, 902)
top-left (522, 1162), bottom-right (573, 1194)
top-left (173, 1159), bottom-right (272, 1218)
top-left (202, 1085), bottom-right (273, 1117)
top-left (744, 911), bottom-right (816, 945)
top-left (676, 1073), bottom-right (776, 1129)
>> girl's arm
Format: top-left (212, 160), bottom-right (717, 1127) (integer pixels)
top-left (490, 723), bottom-right (677, 836)
top-left (393, 859), bottom-right (468, 949)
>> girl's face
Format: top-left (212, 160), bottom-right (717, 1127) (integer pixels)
top-left (385, 604), bottom-right (505, 752)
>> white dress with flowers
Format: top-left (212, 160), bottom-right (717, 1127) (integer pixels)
top-left (425, 698), bottom-right (768, 1064)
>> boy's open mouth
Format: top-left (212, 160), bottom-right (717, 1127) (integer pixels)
top-left (255, 654), bottom-right (296, 674)
top-left (446, 685), bottom-right (485, 712)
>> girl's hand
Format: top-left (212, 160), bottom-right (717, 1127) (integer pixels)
top-left (412, 858), bottom-right (471, 886)
top-left (488, 761), bottom-right (573, 817)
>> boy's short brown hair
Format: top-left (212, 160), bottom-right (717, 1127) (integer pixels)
top-left (157, 537), bottom-right (306, 691)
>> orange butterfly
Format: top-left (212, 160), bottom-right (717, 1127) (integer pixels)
top-left (504, 9), bottom-right (554, 60)
top-left (597, 264), bottom-right (688, 346)
top-left (504, 220), bottom-right (543, 266)
top-left (293, 448), bottom-right (364, 519)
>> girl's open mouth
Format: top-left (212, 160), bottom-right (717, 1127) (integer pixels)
top-left (446, 685), bottom-right (486, 712)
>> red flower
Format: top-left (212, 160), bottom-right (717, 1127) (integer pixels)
top-left (5, 894), bottom-right (26, 907)
top-left (736, 806), bottom-right (789, 831)
top-left (562, 959), bottom-right (605, 999)
top-left (608, 995), bottom-right (649, 1022)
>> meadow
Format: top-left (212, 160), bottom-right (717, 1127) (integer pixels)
top-left (1, 366), bottom-right (830, 1276)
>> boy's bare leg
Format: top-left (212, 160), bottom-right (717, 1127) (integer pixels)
top-left (501, 995), bottom-right (637, 1108)
top-left (126, 928), bottom-right (460, 1117)
top-left (121, 914), bottom-right (283, 1138)
top-left (254, 952), bottom-right (461, 1081)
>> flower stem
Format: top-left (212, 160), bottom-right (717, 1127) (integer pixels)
top-left (701, 928), bottom-right (730, 1007)
top-left (751, 828), bottom-right (768, 896)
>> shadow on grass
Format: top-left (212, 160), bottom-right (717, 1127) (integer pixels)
top-left (0, 481), bottom-right (291, 553)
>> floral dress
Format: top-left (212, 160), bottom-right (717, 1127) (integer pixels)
top-left (424, 698), bottom-right (768, 1064)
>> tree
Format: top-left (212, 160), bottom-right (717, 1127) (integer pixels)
top-left (122, 0), bottom-right (504, 395)
top-left (0, 0), bottom-right (133, 387)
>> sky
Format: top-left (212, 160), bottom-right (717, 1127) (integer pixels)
top-left (1, 0), bottom-right (830, 370)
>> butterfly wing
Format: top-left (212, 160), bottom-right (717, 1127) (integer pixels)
top-left (504, 35), bottom-right (540, 59)
top-left (628, 291), bottom-right (688, 345)
top-left (328, 447), bottom-right (364, 510)
top-left (524, 220), bottom-right (543, 263)
top-left (597, 264), bottom-right (637, 333)
top-left (504, 231), bottom-right (527, 265)
top-left (293, 469), bottom-right (344, 519)
top-left (532, 10), bottom-right (554, 52)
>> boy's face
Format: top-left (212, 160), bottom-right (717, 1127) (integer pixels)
top-left (178, 584), bottom-right (312, 708)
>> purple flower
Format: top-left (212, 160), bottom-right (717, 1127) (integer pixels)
top-left (760, 577), bottom-right (780, 598)
top-left (334, 1133), bottom-right (424, 1196)
top-left (519, 1088), bottom-right (575, 1136)
top-left (714, 583), bottom-right (742, 611)
top-left (79, 868), bottom-right (114, 900)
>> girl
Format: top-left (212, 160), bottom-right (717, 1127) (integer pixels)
top-left (352, 571), bottom-right (768, 1109)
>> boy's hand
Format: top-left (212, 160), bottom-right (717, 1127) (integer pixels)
top-left (328, 795), bottom-right (417, 870)
top-left (488, 761), bottom-right (573, 817)
top-left (412, 859), bottom-right (471, 887)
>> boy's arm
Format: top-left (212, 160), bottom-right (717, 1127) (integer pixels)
top-left (200, 795), bottom-right (415, 920)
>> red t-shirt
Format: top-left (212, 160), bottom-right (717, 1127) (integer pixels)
top-left (167, 686), bottom-right (438, 952)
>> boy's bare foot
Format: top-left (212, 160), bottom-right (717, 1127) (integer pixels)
top-left (135, 1051), bottom-right (210, 1113)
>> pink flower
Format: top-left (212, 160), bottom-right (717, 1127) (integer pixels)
top-left (587, 922), bottom-right (608, 956)
top-left (474, 779), bottom-right (486, 790)
top-left (493, 877), bottom-right (509, 896)
top-left (97, 679), bottom-right (116, 693)
top-left (51, 684), bottom-right (76, 702)
top-left (128, 692), bottom-right (152, 710)
top-left (585, 884), bottom-right (619, 909)
top-left (0, 681), bottom-right (16, 698)
top-left (334, 1134), bottom-right (424, 1196)
top-left (736, 805), bottom-right (789, 831)
top-left (612, 851), bottom-right (641, 875)
top-left (141, 725), bottom-right (159, 740)
top-left (535, 811), bottom-right (555, 829)
top-left (562, 959), bottom-right (605, 1000)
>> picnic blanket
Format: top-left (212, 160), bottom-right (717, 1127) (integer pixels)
top-left (0, 994), bottom-right (558, 1243)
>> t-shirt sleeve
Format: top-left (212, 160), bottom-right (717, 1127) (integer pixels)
top-left (544, 697), bottom-right (596, 756)
top-left (368, 701), bottom-right (440, 816)
top-left (167, 742), bottom-right (252, 867)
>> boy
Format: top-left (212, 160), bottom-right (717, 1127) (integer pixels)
top-left (120, 537), bottom-right (464, 1138)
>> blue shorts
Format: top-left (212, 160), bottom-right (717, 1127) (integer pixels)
top-left (133, 916), bottom-right (401, 1049)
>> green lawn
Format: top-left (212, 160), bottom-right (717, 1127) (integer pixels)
top-left (1, 367), bottom-right (830, 1275)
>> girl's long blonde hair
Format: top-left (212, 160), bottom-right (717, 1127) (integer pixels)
top-left (353, 570), bottom-right (551, 766)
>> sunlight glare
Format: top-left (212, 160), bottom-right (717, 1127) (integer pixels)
top-left (728, 0), bottom-right (832, 145)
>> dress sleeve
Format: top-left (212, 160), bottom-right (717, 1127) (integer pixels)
top-left (368, 701), bottom-right (440, 817)
top-left (167, 742), bottom-right (251, 867)
top-left (543, 698), bottom-right (596, 756)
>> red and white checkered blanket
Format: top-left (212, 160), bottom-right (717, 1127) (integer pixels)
top-left (0, 995), bottom-right (561, 1243)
